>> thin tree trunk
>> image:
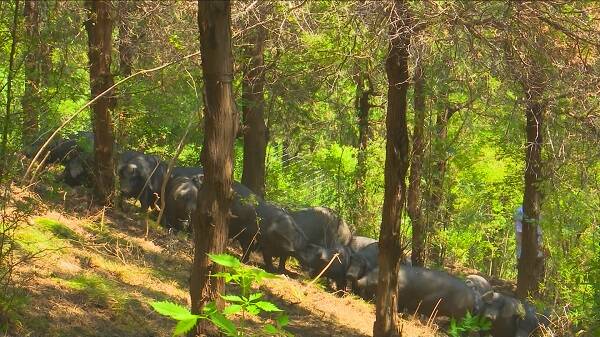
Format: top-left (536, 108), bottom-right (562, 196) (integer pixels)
top-left (241, 20), bottom-right (267, 197)
top-left (189, 1), bottom-right (237, 336)
top-left (38, 1), bottom-right (52, 85)
top-left (0, 0), bottom-right (20, 183)
top-left (84, 0), bottom-right (115, 205)
top-left (354, 70), bottom-right (372, 228)
top-left (426, 103), bottom-right (456, 265)
top-left (22, 0), bottom-right (41, 145)
top-left (281, 139), bottom-right (291, 168)
top-left (374, 1), bottom-right (411, 336)
top-left (516, 87), bottom-right (545, 298)
top-left (408, 58), bottom-right (426, 267)
top-left (116, 0), bottom-right (134, 145)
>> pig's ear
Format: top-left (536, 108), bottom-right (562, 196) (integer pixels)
top-left (127, 163), bottom-right (136, 174)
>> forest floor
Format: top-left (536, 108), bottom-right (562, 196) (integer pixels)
top-left (7, 175), bottom-right (445, 337)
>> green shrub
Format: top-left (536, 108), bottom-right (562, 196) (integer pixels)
top-left (448, 312), bottom-right (491, 337)
top-left (151, 254), bottom-right (292, 337)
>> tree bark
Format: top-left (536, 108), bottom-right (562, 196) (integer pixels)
top-left (189, 1), bottom-right (237, 336)
top-left (84, 0), bottom-right (116, 205)
top-left (353, 69), bottom-right (372, 228)
top-left (22, 0), bottom-right (41, 145)
top-left (516, 86), bottom-right (545, 298)
top-left (241, 19), bottom-right (267, 198)
top-left (408, 58), bottom-right (425, 267)
top-left (374, 1), bottom-right (411, 336)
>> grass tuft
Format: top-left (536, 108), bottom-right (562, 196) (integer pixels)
top-left (35, 218), bottom-right (80, 241)
top-left (61, 274), bottom-right (130, 311)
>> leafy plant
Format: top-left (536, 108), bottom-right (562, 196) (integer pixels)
top-left (448, 312), bottom-right (492, 337)
top-left (150, 254), bottom-right (292, 336)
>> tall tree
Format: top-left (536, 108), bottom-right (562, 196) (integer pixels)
top-left (498, 3), bottom-right (551, 298)
top-left (189, 1), bottom-right (237, 335)
top-left (84, 0), bottom-right (116, 205)
top-left (241, 7), bottom-right (268, 197)
top-left (22, 0), bottom-right (42, 145)
top-left (506, 36), bottom-right (548, 298)
top-left (408, 52), bottom-right (426, 267)
top-left (374, 1), bottom-right (411, 336)
top-left (517, 77), bottom-right (545, 298)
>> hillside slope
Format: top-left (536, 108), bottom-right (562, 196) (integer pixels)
top-left (9, 182), bottom-right (441, 337)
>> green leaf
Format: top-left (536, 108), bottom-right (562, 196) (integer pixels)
top-left (276, 314), bottom-right (289, 327)
top-left (213, 272), bottom-right (237, 283)
top-left (208, 254), bottom-right (241, 268)
top-left (220, 294), bottom-right (244, 303)
top-left (173, 318), bottom-right (198, 336)
top-left (263, 324), bottom-right (279, 334)
top-left (506, 90), bottom-right (517, 101)
top-left (223, 304), bottom-right (242, 315)
top-left (251, 268), bottom-right (277, 282)
top-left (255, 301), bottom-right (282, 312)
top-left (202, 301), bottom-right (218, 314)
top-left (448, 91), bottom-right (468, 105)
top-left (246, 304), bottom-right (260, 315)
top-left (448, 319), bottom-right (460, 337)
top-left (208, 312), bottom-right (237, 336)
top-left (150, 301), bottom-right (198, 321)
top-left (480, 317), bottom-right (492, 331)
top-left (248, 293), bottom-right (263, 302)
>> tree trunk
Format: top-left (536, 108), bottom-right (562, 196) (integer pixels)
top-left (354, 70), bottom-right (372, 228)
top-left (22, 0), bottom-right (41, 145)
top-left (408, 58), bottom-right (425, 267)
top-left (426, 104), bottom-right (456, 265)
top-left (189, 1), bottom-right (237, 336)
top-left (116, 0), bottom-right (134, 145)
top-left (84, 0), bottom-right (116, 205)
top-left (374, 1), bottom-right (411, 336)
top-left (38, 1), bottom-right (52, 84)
top-left (241, 20), bottom-right (267, 198)
top-left (516, 87), bottom-right (545, 298)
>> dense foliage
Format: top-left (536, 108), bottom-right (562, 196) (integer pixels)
top-left (1, 0), bottom-right (598, 334)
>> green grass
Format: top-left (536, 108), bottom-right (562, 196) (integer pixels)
top-left (15, 225), bottom-right (66, 254)
top-left (60, 274), bottom-right (130, 311)
top-left (14, 217), bottom-right (80, 255)
top-left (35, 218), bottom-right (80, 241)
